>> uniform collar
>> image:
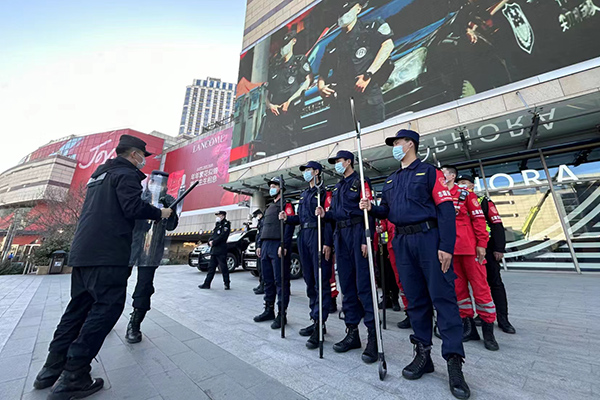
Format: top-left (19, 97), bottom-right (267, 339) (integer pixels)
top-left (340, 170), bottom-right (358, 183)
top-left (403, 158), bottom-right (421, 170)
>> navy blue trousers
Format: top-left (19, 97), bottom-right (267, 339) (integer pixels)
top-left (297, 228), bottom-right (332, 322)
top-left (261, 239), bottom-right (291, 311)
top-left (392, 227), bottom-right (465, 360)
top-left (334, 224), bottom-right (375, 329)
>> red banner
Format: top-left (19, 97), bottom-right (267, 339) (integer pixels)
top-left (163, 127), bottom-right (247, 212)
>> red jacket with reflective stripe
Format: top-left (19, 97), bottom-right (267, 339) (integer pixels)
top-left (450, 185), bottom-right (489, 255)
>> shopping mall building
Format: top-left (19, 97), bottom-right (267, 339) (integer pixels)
top-left (2, 0), bottom-right (599, 273)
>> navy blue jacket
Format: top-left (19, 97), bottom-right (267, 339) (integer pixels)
top-left (370, 159), bottom-right (456, 254)
top-left (69, 157), bottom-right (162, 267)
top-left (286, 186), bottom-right (333, 247)
top-left (210, 218), bottom-right (231, 255)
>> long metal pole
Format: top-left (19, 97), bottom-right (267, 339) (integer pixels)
top-left (279, 175), bottom-right (287, 337)
top-left (351, 97), bottom-right (387, 381)
top-left (538, 149), bottom-right (582, 274)
top-left (316, 177), bottom-right (324, 358)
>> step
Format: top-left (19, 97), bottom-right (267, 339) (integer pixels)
top-left (506, 261), bottom-right (600, 271)
top-left (536, 252), bottom-right (600, 259)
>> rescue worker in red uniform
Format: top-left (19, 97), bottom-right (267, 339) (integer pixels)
top-left (441, 166), bottom-right (499, 351)
top-left (457, 175), bottom-right (515, 334)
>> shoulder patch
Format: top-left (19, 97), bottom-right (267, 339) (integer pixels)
top-left (303, 62), bottom-right (311, 72)
top-left (472, 198), bottom-right (479, 207)
top-left (378, 22), bottom-right (391, 35)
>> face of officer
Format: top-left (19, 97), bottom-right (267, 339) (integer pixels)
top-left (392, 138), bottom-right (415, 162)
top-left (269, 184), bottom-right (280, 197)
top-left (334, 158), bottom-right (351, 175)
top-left (303, 168), bottom-right (320, 183)
top-left (281, 38), bottom-right (297, 58)
top-left (338, 4), bottom-right (362, 29)
top-left (457, 180), bottom-right (475, 191)
top-left (216, 214), bottom-right (224, 222)
top-left (442, 168), bottom-right (457, 185)
top-left (129, 149), bottom-right (147, 170)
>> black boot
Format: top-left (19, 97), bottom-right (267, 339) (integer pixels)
top-left (481, 321), bottom-right (499, 351)
top-left (392, 297), bottom-right (401, 312)
top-left (402, 339), bottom-right (434, 380)
top-left (253, 282), bottom-right (265, 295)
top-left (224, 283), bottom-right (231, 290)
top-left (125, 309), bottom-right (146, 344)
top-left (47, 365), bottom-right (104, 400)
top-left (378, 295), bottom-right (393, 309)
top-left (253, 302), bottom-right (275, 322)
top-left (447, 354), bottom-right (470, 399)
top-left (462, 318), bottom-right (480, 342)
top-left (270, 313), bottom-right (287, 329)
top-left (361, 328), bottom-right (378, 364)
top-left (473, 315), bottom-right (482, 327)
top-left (299, 321), bottom-right (327, 337)
top-left (329, 297), bottom-right (338, 313)
top-left (397, 312), bottom-right (411, 329)
top-left (333, 324), bottom-right (361, 353)
top-left (306, 323), bottom-right (325, 350)
top-left (497, 313), bottom-right (516, 334)
top-left (33, 352), bottom-right (66, 389)
top-left (198, 283), bottom-right (210, 289)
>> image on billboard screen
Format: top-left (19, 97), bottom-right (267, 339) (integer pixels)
top-left (231, 0), bottom-right (600, 166)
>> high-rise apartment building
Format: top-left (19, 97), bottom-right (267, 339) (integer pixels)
top-left (178, 77), bottom-right (236, 136)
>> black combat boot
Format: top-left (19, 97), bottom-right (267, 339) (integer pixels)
top-left (198, 283), bottom-right (210, 289)
top-left (33, 352), bottom-right (66, 389)
top-left (306, 323), bottom-right (325, 350)
top-left (270, 312), bottom-right (287, 329)
top-left (481, 321), bottom-right (499, 351)
top-left (329, 297), bottom-right (338, 313)
top-left (361, 328), bottom-right (378, 364)
top-left (253, 282), bottom-right (264, 295)
top-left (447, 354), bottom-right (470, 399)
top-left (47, 365), bottom-right (104, 400)
top-left (497, 313), bottom-right (516, 334)
top-left (299, 321), bottom-right (327, 337)
top-left (125, 308), bottom-right (146, 344)
top-left (462, 318), bottom-right (480, 342)
top-left (253, 302), bottom-right (275, 322)
top-left (224, 283), bottom-right (231, 290)
top-left (402, 339), bottom-right (434, 380)
top-left (391, 297), bottom-right (401, 312)
top-left (397, 312), bottom-right (411, 329)
top-left (333, 324), bottom-right (361, 353)
top-left (473, 315), bottom-right (482, 327)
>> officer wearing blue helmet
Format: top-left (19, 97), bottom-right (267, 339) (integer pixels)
top-left (360, 130), bottom-right (470, 399)
top-left (280, 161), bottom-right (333, 349)
top-left (315, 150), bottom-right (377, 364)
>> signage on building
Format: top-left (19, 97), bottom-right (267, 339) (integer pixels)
top-left (163, 127), bottom-right (248, 212)
top-left (231, 0), bottom-right (600, 166)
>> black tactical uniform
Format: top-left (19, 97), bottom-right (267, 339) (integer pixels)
top-left (201, 212), bottom-right (232, 289)
top-left (319, 17), bottom-right (393, 132)
top-left (263, 46), bottom-right (313, 154)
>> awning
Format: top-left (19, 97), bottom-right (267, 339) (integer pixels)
top-left (11, 235), bottom-right (41, 246)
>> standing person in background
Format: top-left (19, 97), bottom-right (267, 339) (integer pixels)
top-left (34, 135), bottom-right (172, 400)
top-left (126, 170), bottom-right (179, 344)
top-left (252, 209), bottom-right (265, 295)
top-left (442, 166), bottom-right (499, 351)
top-left (457, 175), bottom-right (515, 334)
top-left (199, 211), bottom-right (232, 290)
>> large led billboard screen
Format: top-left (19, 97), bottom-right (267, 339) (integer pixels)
top-left (231, 0), bottom-right (600, 166)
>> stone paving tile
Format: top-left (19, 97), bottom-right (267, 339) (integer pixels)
top-left (197, 372), bottom-right (259, 400)
top-left (147, 334), bottom-right (190, 356)
top-left (0, 378), bottom-right (26, 400)
top-left (168, 351), bottom-right (224, 383)
top-left (0, 354), bottom-right (32, 384)
top-left (104, 365), bottom-right (161, 399)
top-left (147, 369), bottom-right (210, 400)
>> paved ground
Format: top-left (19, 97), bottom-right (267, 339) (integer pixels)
top-left (0, 266), bottom-right (599, 400)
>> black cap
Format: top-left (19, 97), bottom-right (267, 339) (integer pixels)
top-left (150, 170), bottom-right (169, 177)
top-left (328, 150), bottom-right (354, 165)
top-left (252, 209), bottom-right (263, 217)
top-left (117, 134), bottom-right (152, 157)
top-left (385, 129), bottom-right (420, 147)
top-left (215, 210), bottom-right (227, 217)
top-left (299, 161), bottom-right (323, 172)
top-left (268, 176), bottom-right (285, 187)
top-left (457, 174), bottom-right (475, 184)
top-left (282, 30), bottom-right (297, 46)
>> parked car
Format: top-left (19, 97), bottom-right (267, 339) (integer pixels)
top-left (242, 233), bottom-right (303, 280)
top-left (188, 229), bottom-right (257, 273)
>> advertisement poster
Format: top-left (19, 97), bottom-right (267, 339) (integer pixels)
top-left (231, 0), bottom-right (600, 166)
top-left (24, 129), bottom-right (164, 189)
top-left (163, 127), bottom-right (247, 212)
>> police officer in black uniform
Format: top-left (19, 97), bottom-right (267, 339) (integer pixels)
top-left (34, 135), bottom-right (172, 399)
top-left (263, 31), bottom-right (313, 155)
top-left (252, 209), bottom-right (265, 295)
top-left (318, 1), bottom-right (394, 133)
top-left (200, 211), bottom-right (232, 290)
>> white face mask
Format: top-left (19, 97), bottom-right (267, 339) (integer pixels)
top-left (338, 7), bottom-right (359, 28)
top-left (280, 41), bottom-right (293, 57)
top-left (216, 216), bottom-right (222, 222)
top-left (133, 152), bottom-right (146, 170)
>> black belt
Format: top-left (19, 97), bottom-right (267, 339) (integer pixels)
top-left (395, 220), bottom-right (438, 235)
top-left (301, 222), bottom-right (317, 230)
top-left (336, 216), bottom-right (363, 229)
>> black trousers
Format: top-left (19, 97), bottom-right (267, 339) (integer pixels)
top-left (204, 253), bottom-right (230, 286)
top-left (485, 249), bottom-right (509, 317)
top-left (132, 267), bottom-right (158, 311)
top-left (48, 266), bottom-right (132, 369)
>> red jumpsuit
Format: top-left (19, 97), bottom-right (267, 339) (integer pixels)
top-left (379, 219), bottom-right (408, 309)
top-left (449, 185), bottom-right (496, 323)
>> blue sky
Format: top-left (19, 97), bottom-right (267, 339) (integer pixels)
top-left (0, 0), bottom-right (246, 173)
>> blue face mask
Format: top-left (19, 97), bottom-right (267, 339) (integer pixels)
top-left (335, 162), bottom-right (346, 175)
top-left (303, 170), bottom-right (313, 182)
top-left (392, 145), bottom-right (406, 161)
top-left (269, 187), bottom-right (278, 197)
